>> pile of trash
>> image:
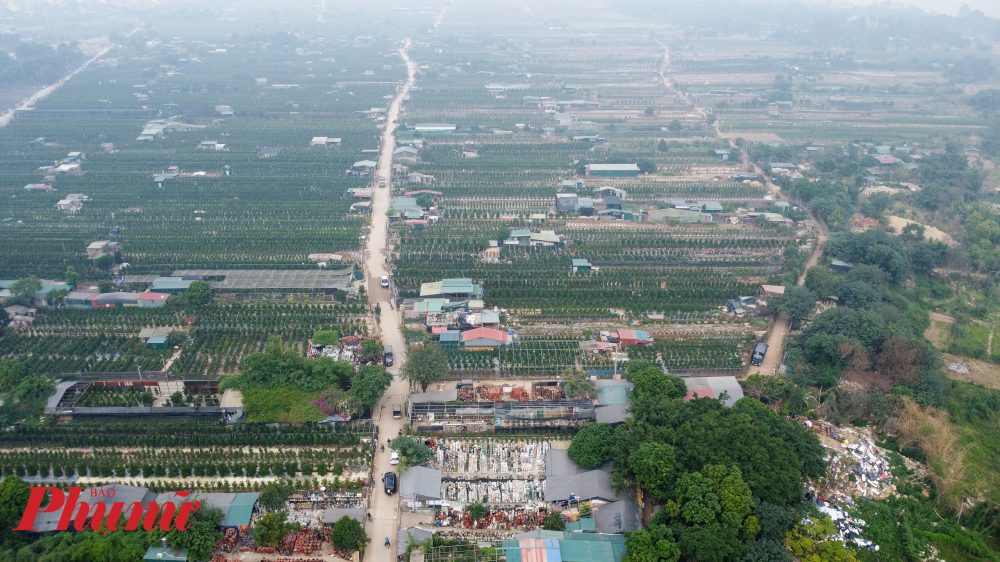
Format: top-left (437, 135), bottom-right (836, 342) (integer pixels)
top-left (802, 422), bottom-right (898, 501)
top-left (814, 500), bottom-right (878, 552)
top-left (434, 439), bottom-right (548, 476)
top-left (434, 504), bottom-right (547, 530)
top-left (443, 478), bottom-right (545, 504)
top-left (436, 529), bottom-right (515, 541)
top-left (284, 506), bottom-right (326, 528)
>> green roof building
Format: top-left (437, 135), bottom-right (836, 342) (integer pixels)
top-left (151, 277), bottom-right (194, 294)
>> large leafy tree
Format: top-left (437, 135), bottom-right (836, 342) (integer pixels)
top-left (623, 524), bottom-right (680, 562)
top-left (776, 286), bottom-right (815, 330)
top-left (390, 436), bottom-right (431, 469)
top-left (9, 276), bottom-right (41, 301)
top-left (331, 515), bottom-right (369, 552)
top-left (784, 515), bottom-right (858, 562)
top-left (629, 443), bottom-right (677, 502)
top-left (360, 338), bottom-right (383, 363)
top-left (349, 365), bottom-right (393, 410)
top-left (0, 476), bottom-right (30, 550)
top-left (567, 423), bottom-right (614, 469)
top-left (656, 465), bottom-right (758, 562)
top-left (253, 511), bottom-right (299, 547)
top-left (185, 280), bottom-right (212, 306)
top-left (400, 344), bottom-right (447, 392)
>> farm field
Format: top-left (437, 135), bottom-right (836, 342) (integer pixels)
top-left (3, 1), bottom-right (1000, 561)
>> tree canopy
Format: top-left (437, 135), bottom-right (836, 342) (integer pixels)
top-left (400, 344), bottom-right (448, 392)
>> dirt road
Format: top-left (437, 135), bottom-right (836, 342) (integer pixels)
top-left (657, 41), bottom-right (830, 377)
top-left (362, 40), bottom-right (416, 562)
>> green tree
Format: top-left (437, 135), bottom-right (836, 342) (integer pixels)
top-left (416, 195), bottom-right (434, 208)
top-left (784, 515), bottom-right (858, 562)
top-left (170, 391), bottom-right (185, 406)
top-left (259, 480), bottom-right (293, 510)
top-left (165, 506), bottom-right (223, 561)
top-left (45, 287), bottom-right (69, 303)
top-left (568, 423), bottom-right (615, 468)
top-left (862, 192), bottom-right (893, 219)
top-left (390, 436), bottom-right (432, 469)
top-left (97, 280), bottom-right (113, 293)
top-left (637, 159), bottom-right (658, 174)
top-left (400, 344), bottom-right (447, 392)
top-left (331, 515), bottom-right (369, 552)
top-left (65, 266), bottom-right (78, 286)
top-left (658, 139), bottom-right (668, 153)
top-left (185, 280), bottom-right (212, 306)
top-left (804, 266), bottom-right (838, 298)
top-left (776, 286), bottom-right (816, 329)
top-left (360, 338), bottom-right (383, 363)
top-left (656, 465), bottom-right (756, 562)
top-left (667, 120), bottom-right (682, 131)
top-left (628, 442), bottom-right (677, 502)
top-left (542, 513), bottom-right (566, 531)
top-left (253, 511), bottom-right (299, 547)
top-left (623, 525), bottom-right (680, 562)
top-left (467, 502), bottom-right (487, 523)
top-left (350, 365), bottom-right (393, 410)
top-left (0, 476), bottom-right (30, 549)
top-left (94, 253), bottom-right (114, 270)
top-left (9, 277), bottom-right (41, 301)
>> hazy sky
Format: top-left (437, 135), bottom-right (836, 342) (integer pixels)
top-left (829, 0), bottom-right (1000, 18)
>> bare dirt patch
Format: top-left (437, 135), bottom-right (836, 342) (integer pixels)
top-left (887, 216), bottom-right (956, 246)
top-left (924, 312), bottom-right (956, 351)
top-left (941, 352), bottom-right (1000, 390)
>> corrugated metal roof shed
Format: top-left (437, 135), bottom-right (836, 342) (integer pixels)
top-left (593, 500), bottom-right (642, 534)
top-left (565, 517), bottom-right (595, 532)
top-left (596, 385), bottom-right (630, 405)
top-left (225, 493), bottom-right (259, 526)
top-left (400, 466), bottom-right (442, 500)
top-left (560, 539), bottom-right (614, 562)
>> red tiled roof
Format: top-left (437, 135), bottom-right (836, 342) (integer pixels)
top-left (684, 389), bottom-right (716, 401)
top-left (431, 327), bottom-right (447, 334)
top-left (616, 329), bottom-right (637, 340)
top-left (461, 327), bottom-right (507, 343)
top-left (138, 292), bottom-right (170, 301)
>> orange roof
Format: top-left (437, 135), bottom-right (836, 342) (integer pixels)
top-left (461, 327), bottom-right (507, 343)
top-left (138, 292), bottom-right (170, 301)
top-left (684, 389), bottom-right (716, 401)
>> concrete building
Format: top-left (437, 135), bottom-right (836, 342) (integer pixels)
top-left (555, 193), bottom-right (579, 212)
top-left (347, 160), bottom-right (377, 177)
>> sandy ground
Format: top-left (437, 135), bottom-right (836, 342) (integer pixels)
top-left (886, 216), bottom-right (956, 246)
top-left (924, 312), bottom-right (956, 351)
top-left (941, 352), bottom-right (1000, 390)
